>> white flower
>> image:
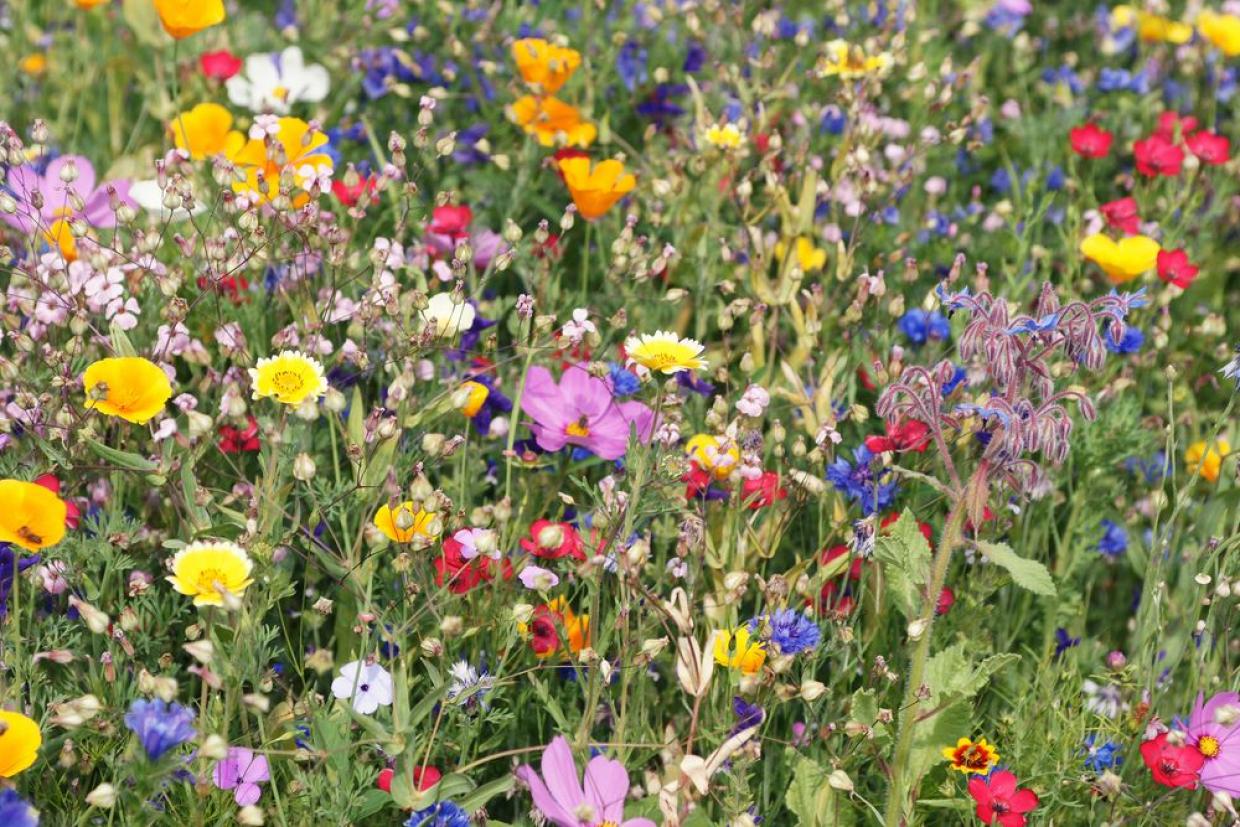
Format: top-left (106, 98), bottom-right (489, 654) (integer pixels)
top-left (227, 47), bottom-right (330, 114)
top-left (423, 292), bottom-right (475, 338)
top-left (330, 660), bottom-right (393, 715)
top-left (129, 180), bottom-right (205, 221)
top-left (561, 308), bottom-right (596, 345)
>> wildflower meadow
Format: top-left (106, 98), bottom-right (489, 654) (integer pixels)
top-left (2, 0), bottom-right (1240, 824)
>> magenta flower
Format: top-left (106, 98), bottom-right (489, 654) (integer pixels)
top-left (1184, 691), bottom-right (1240, 796)
top-left (516, 736), bottom-right (655, 827)
top-left (213, 747), bottom-right (271, 806)
top-left (520, 365), bottom-right (655, 460)
top-left (2, 155), bottom-right (135, 237)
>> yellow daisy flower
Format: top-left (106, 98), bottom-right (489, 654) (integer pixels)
top-left (704, 123), bottom-right (744, 150)
top-left (0, 479), bottom-right (67, 552)
top-left (1186, 439), bottom-right (1230, 484)
top-left (941, 737), bottom-right (1000, 775)
top-left (166, 540), bottom-right (254, 608)
top-left (249, 351), bottom-right (328, 407)
top-left (713, 627), bottom-right (767, 675)
top-left (373, 502), bottom-right (440, 544)
top-left (624, 330), bottom-right (708, 374)
top-left (1079, 233), bottom-right (1160, 284)
top-left (83, 357), bottom-right (173, 425)
top-left (0, 710), bottom-right (41, 777)
top-left (818, 39), bottom-right (893, 80)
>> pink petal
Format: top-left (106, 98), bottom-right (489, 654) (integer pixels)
top-left (515, 764), bottom-right (577, 827)
top-left (540, 736), bottom-right (586, 815)
top-left (583, 755), bottom-right (629, 821)
top-left (234, 782), bottom-right (262, 807)
top-left (520, 367), bottom-right (570, 431)
top-left (559, 364), bottom-right (611, 418)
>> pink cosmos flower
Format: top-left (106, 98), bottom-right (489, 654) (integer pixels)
top-left (213, 747), bottom-right (271, 806)
top-left (515, 735), bottom-right (655, 827)
top-left (1, 156), bottom-right (135, 238)
top-left (1185, 691), bottom-right (1240, 796)
top-left (520, 365), bottom-right (655, 460)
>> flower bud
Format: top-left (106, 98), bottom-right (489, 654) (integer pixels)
top-left (85, 783), bottom-right (117, 808)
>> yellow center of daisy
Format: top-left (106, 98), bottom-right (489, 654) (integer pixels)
top-left (1199, 735), bottom-right (1221, 759)
top-left (270, 369), bottom-right (306, 395)
top-left (273, 85), bottom-right (289, 101)
top-left (194, 568), bottom-right (228, 595)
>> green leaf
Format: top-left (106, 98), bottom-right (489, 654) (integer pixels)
top-left (907, 700), bottom-right (972, 783)
top-left (86, 438), bottom-right (160, 472)
top-left (924, 643), bottom-right (1020, 708)
top-left (874, 509), bottom-right (933, 617)
top-left (109, 320), bottom-right (138, 357)
top-left (975, 540), bottom-right (1056, 597)
top-left (456, 774), bottom-right (514, 813)
top-left (785, 753), bottom-right (855, 826)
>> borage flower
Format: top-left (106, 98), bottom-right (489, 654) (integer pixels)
top-left (519, 365), bottom-right (656, 461)
top-left (0, 790), bottom-right (37, 827)
top-left (966, 769), bottom-right (1039, 827)
top-left (515, 735), bottom-right (655, 827)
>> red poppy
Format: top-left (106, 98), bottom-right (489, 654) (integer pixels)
top-left (1099, 197), bottom-right (1141, 235)
top-left (200, 50), bottom-right (243, 81)
top-left (741, 472), bottom-right (786, 510)
top-left (428, 205), bottom-right (473, 240)
top-left (376, 764), bottom-right (442, 795)
top-left (865, 419), bottom-right (930, 454)
top-left (1185, 130), bottom-right (1230, 165)
top-left (682, 466), bottom-right (715, 500)
top-left (1154, 112), bottom-right (1199, 140)
top-left (936, 586), bottom-right (955, 615)
top-left (1133, 134), bottom-right (1184, 177)
top-left (1141, 732), bottom-right (1204, 789)
top-left (1068, 123), bottom-right (1113, 159)
top-left (433, 535), bottom-right (512, 594)
top-left (529, 603), bottom-right (564, 656)
top-left (33, 474), bottom-right (80, 529)
top-left (197, 273), bottom-right (250, 304)
top-left (518, 520), bottom-right (585, 562)
top-left (218, 416), bottom-right (260, 454)
top-left (1156, 249), bottom-right (1199, 289)
top-left (967, 769), bottom-right (1039, 827)
top-left (332, 174), bottom-right (378, 207)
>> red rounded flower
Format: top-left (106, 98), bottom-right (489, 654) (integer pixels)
top-left (219, 416), bottom-right (260, 454)
top-left (865, 419), bottom-right (930, 454)
top-left (1156, 249), bottom-right (1199, 289)
top-left (967, 769), bottom-right (1039, 827)
top-left (1154, 112), bottom-right (1199, 140)
top-left (936, 586), bottom-right (955, 615)
top-left (428, 205), bottom-right (473, 240)
top-left (377, 764), bottom-right (442, 795)
top-left (741, 472), bottom-right (787, 510)
top-left (1185, 130), bottom-right (1230, 166)
top-left (1099, 197), bottom-right (1141, 235)
top-left (519, 520), bottom-right (585, 562)
top-left (434, 536), bottom-right (511, 594)
top-left (332, 174), bottom-right (378, 207)
top-left (1069, 123), bottom-right (1113, 159)
top-left (1141, 732), bottom-right (1204, 789)
top-left (200, 50), bottom-right (243, 81)
top-left (1134, 134), bottom-right (1184, 177)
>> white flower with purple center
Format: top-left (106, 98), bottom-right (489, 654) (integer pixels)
top-left (331, 660), bottom-right (393, 715)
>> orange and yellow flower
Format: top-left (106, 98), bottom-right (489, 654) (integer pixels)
top-left (83, 356), bottom-right (173, 425)
top-left (373, 502), bottom-right (440, 543)
top-left (170, 103), bottom-right (244, 161)
top-left (0, 710), bottom-right (41, 777)
top-left (1079, 233), bottom-right (1160, 284)
top-left (1110, 6), bottom-right (1193, 44)
top-left (523, 597), bottom-right (591, 659)
top-left (1187, 439), bottom-right (1230, 484)
top-left (713, 627), bottom-right (767, 675)
top-left (510, 96), bottom-right (596, 148)
top-left (153, 0), bottom-right (226, 39)
top-left (558, 157), bottom-right (635, 221)
top-left (1198, 10), bottom-right (1240, 57)
top-left (511, 38), bottom-right (582, 94)
top-left (0, 479), bottom-right (68, 552)
top-left (775, 236), bottom-right (827, 273)
top-left (942, 737), bottom-right (1001, 775)
top-left (231, 117), bottom-right (333, 204)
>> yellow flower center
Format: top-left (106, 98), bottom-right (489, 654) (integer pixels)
top-left (635, 346), bottom-right (687, 371)
top-left (566, 418), bottom-right (590, 438)
top-left (270, 369), bottom-right (306, 395)
top-left (194, 568), bottom-right (229, 595)
top-left (1199, 735), bottom-right (1221, 759)
top-left (273, 85), bottom-right (289, 101)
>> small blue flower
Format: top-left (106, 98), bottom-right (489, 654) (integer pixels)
top-left (1105, 326), bottom-right (1143, 355)
top-left (898, 309), bottom-right (951, 347)
top-left (732, 696), bottom-right (765, 734)
top-left (1054, 627), bottom-right (1081, 658)
top-left (1097, 520), bottom-right (1128, 558)
top-left (616, 40), bottom-right (648, 91)
top-left (608, 363), bottom-right (641, 397)
top-left (124, 699), bottom-right (196, 760)
top-left (749, 608), bottom-right (822, 655)
top-left (405, 800), bottom-right (471, 827)
top-left (826, 445), bottom-right (899, 516)
top-left (1082, 734), bottom-right (1123, 772)
top-left (0, 790), bottom-right (37, 827)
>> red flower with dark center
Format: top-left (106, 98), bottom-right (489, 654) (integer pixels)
top-left (1185, 130), bottom-right (1230, 165)
top-left (332, 174), bottom-right (378, 207)
top-left (529, 605), bottom-right (563, 656)
top-left (741, 472), bottom-right (786, 510)
top-left (967, 769), bottom-right (1039, 827)
top-left (681, 466), bottom-right (716, 500)
top-left (1134, 134), bottom-right (1184, 177)
top-left (1069, 123), bottom-right (1113, 159)
top-left (433, 536), bottom-right (512, 594)
top-left (865, 419), bottom-right (930, 454)
top-left (1099, 197), bottom-right (1141, 235)
top-left (200, 50), bottom-right (243, 80)
top-left (1154, 112), bottom-right (1199, 140)
top-left (518, 520), bottom-right (585, 561)
top-left (219, 416), bottom-right (260, 454)
top-left (1156, 249), bottom-right (1199, 289)
top-left (428, 205), bottom-right (473, 240)
top-left (1141, 732), bottom-right (1204, 789)
top-left (33, 474), bottom-right (80, 529)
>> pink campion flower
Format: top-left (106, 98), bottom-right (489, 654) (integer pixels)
top-left (1, 156), bottom-right (136, 259)
top-left (516, 735), bottom-right (655, 827)
top-left (1184, 691), bottom-right (1240, 796)
top-left (213, 747), bottom-right (271, 806)
top-left (520, 365), bottom-right (655, 460)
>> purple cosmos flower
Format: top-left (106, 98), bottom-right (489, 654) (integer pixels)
top-left (520, 365), bottom-right (656, 461)
top-left (213, 747), bottom-right (271, 806)
top-left (1181, 691), bottom-right (1240, 795)
top-left (1, 155), bottom-right (135, 241)
top-left (124, 698), bottom-right (197, 760)
top-left (516, 735), bottom-right (655, 827)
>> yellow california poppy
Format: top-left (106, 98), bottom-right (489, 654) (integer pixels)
top-left (153, 0), bottom-right (225, 39)
top-left (1199, 10), bottom-right (1240, 57)
top-left (558, 157), bottom-right (636, 221)
top-left (166, 540), bottom-right (254, 608)
top-left (0, 480), bottom-right (67, 552)
top-left (510, 96), bottom-right (597, 148)
top-left (713, 627), bottom-right (767, 675)
top-left (775, 236), bottom-right (827, 272)
top-left (818, 39), bottom-right (893, 80)
top-left (1079, 233), bottom-right (1161, 284)
top-left (685, 434), bottom-right (739, 480)
top-left (83, 357), bottom-right (173, 425)
top-left (511, 38), bottom-right (582, 93)
top-left (0, 710), bottom-right (41, 777)
top-left (170, 103), bottom-right (245, 161)
top-left (1187, 440), bottom-right (1230, 484)
top-left (231, 118), bottom-right (334, 204)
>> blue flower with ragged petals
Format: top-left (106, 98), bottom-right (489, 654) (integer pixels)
top-left (124, 699), bottom-right (196, 760)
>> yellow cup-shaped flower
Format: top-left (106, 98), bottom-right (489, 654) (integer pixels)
top-left (558, 157), bottom-right (635, 221)
top-left (625, 330), bottom-right (708, 374)
top-left (685, 434), bottom-right (740, 480)
top-left (0, 479), bottom-right (67, 552)
top-left (1079, 233), bottom-right (1160, 284)
top-left (775, 236), bottom-right (827, 273)
top-left (171, 103), bottom-right (245, 161)
top-left (232, 117), bottom-right (334, 204)
top-left (1186, 439), bottom-right (1230, 484)
top-left (83, 356), bottom-right (173, 425)
top-left (511, 38), bottom-right (582, 93)
top-left (1137, 13), bottom-right (1193, 44)
top-left (154, 0), bottom-right (225, 39)
top-left (0, 710), bottom-right (41, 777)
top-left (167, 540), bottom-right (254, 607)
top-left (510, 96), bottom-right (597, 148)
top-left (458, 381), bottom-right (490, 418)
top-left (249, 351), bottom-right (328, 407)
top-left (713, 627), bottom-right (767, 675)
top-left (1199, 11), bottom-right (1240, 57)
top-left (373, 502), bottom-right (439, 543)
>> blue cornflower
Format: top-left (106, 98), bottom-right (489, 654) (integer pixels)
top-left (1097, 520), bottom-right (1128, 558)
top-left (616, 40), bottom-right (648, 91)
top-left (1082, 734), bottom-right (1123, 772)
top-left (1105, 326), bottom-right (1143, 355)
top-left (124, 699), bottom-right (196, 760)
top-left (732, 696), bottom-right (765, 734)
top-left (0, 790), bottom-right (37, 827)
top-left (608, 363), bottom-right (641, 397)
top-left (898, 309), bottom-right (951, 347)
top-left (750, 608), bottom-right (821, 655)
top-left (826, 445), bottom-right (899, 516)
top-left (405, 800), bottom-right (471, 827)
top-left (1054, 627), bottom-right (1081, 658)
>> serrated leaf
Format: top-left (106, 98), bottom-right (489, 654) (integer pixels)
top-left (975, 540), bottom-right (1056, 597)
top-left (924, 643), bottom-right (1020, 708)
top-left (875, 509), bottom-right (933, 617)
top-left (908, 700), bottom-right (973, 785)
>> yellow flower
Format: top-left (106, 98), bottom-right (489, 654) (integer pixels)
top-left (559, 157), bottom-right (636, 221)
top-left (1187, 439), bottom-right (1230, 484)
top-left (153, 0), bottom-right (225, 39)
top-left (0, 710), bottom-right (41, 777)
top-left (74, 0), bottom-right (111, 8)
top-left (685, 434), bottom-right (740, 480)
top-left (458, 381), bottom-right (490, 418)
top-left (1136, 12), bottom-right (1193, 44)
top-left (249, 351), bottom-right (328, 407)
top-left (170, 103), bottom-right (245, 161)
top-left (941, 737), bottom-right (1000, 775)
top-left (1079, 233), bottom-right (1160, 284)
top-left (510, 95), bottom-right (597, 147)
top-left (1199, 10), bottom-right (1240, 57)
top-left (775, 236), bottom-right (827, 272)
top-left (231, 117), bottom-right (334, 204)
top-left (19, 54), bottom-right (47, 76)
top-left (83, 356), bottom-right (173, 425)
top-left (0, 480), bottom-right (67, 552)
top-left (166, 540), bottom-right (254, 608)
top-left (818, 39), bottom-right (892, 80)
top-left (624, 330), bottom-right (707, 374)
top-left (704, 123), bottom-right (743, 150)
top-left (511, 38), bottom-right (582, 93)
top-left (713, 627), bottom-right (766, 675)
top-left (43, 216), bottom-right (79, 262)
top-left (373, 502), bottom-right (439, 543)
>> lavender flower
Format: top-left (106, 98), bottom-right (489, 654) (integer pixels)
top-left (124, 699), bottom-right (196, 760)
